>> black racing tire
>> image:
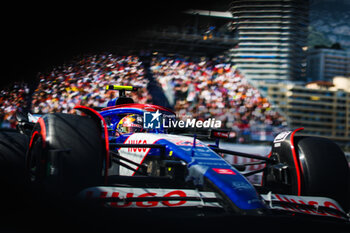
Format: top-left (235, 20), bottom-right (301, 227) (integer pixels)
top-left (266, 135), bottom-right (350, 211)
top-left (0, 130), bottom-right (28, 186)
top-left (0, 130), bottom-right (28, 210)
top-left (26, 113), bottom-right (104, 197)
top-left (295, 136), bottom-right (350, 211)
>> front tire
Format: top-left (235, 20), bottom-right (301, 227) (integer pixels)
top-left (264, 132), bottom-right (350, 211)
top-left (296, 136), bottom-right (350, 210)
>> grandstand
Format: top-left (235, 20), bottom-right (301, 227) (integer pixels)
top-left (31, 54), bottom-right (151, 114)
top-left (0, 53), bottom-right (287, 143)
top-left (0, 3), bottom-right (288, 143)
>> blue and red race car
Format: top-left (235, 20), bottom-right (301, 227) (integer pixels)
top-left (1, 85), bottom-right (349, 224)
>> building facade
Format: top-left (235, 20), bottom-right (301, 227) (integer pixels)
top-left (228, 0), bottom-right (309, 81)
top-left (256, 77), bottom-right (350, 146)
top-left (307, 48), bottom-right (350, 81)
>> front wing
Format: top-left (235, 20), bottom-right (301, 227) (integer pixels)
top-left (77, 186), bottom-right (350, 222)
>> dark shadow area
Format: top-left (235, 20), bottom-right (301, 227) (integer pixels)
top-left (2, 1), bottom-right (232, 88)
top-left (0, 187), bottom-right (349, 233)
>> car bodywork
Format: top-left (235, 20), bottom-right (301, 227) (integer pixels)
top-left (73, 96), bottom-right (349, 222)
top-left (14, 86), bottom-right (350, 224)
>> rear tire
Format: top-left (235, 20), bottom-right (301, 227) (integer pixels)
top-left (0, 130), bottom-right (28, 210)
top-left (26, 113), bottom-right (104, 197)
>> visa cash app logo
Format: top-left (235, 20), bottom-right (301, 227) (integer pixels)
top-left (143, 110), bottom-right (162, 129)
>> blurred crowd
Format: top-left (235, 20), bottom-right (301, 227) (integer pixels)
top-left (0, 53), bottom-right (286, 138)
top-left (0, 82), bottom-right (31, 128)
top-left (31, 54), bottom-right (151, 115)
top-left (151, 56), bottom-right (286, 132)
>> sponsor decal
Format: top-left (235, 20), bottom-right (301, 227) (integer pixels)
top-left (119, 134), bottom-right (159, 176)
top-left (126, 139), bottom-right (148, 152)
top-left (81, 187), bottom-right (220, 208)
top-left (273, 131), bottom-right (291, 143)
top-left (212, 168), bottom-right (236, 175)
top-left (174, 140), bottom-right (205, 147)
top-left (261, 193), bottom-right (347, 220)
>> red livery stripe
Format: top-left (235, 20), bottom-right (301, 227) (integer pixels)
top-left (212, 168), bottom-right (236, 175)
top-left (290, 128), bottom-right (304, 196)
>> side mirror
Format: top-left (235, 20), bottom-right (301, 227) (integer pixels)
top-left (209, 129), bottom-right (236, 148)
top-left (15, 111), bottom-right (36, 135)
top-left (15, 111), bottom-right (29, 122)
top-left (210, 129), bottom-right (231, 139)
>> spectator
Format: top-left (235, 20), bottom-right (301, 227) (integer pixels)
top-left (0, 52), bottom-right (286, 139)
top-left (150, 55), bottom-right (286, 133)
top-left (0, 82), bottom-right (30, 128)
top-left (31, 54), bottom-right (152, 115)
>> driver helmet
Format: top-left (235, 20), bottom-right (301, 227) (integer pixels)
top-left (116, 114), bottom-right (143, 134)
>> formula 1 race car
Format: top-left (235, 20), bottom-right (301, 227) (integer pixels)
top-left (1, 86), bottom-right (349, 229)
